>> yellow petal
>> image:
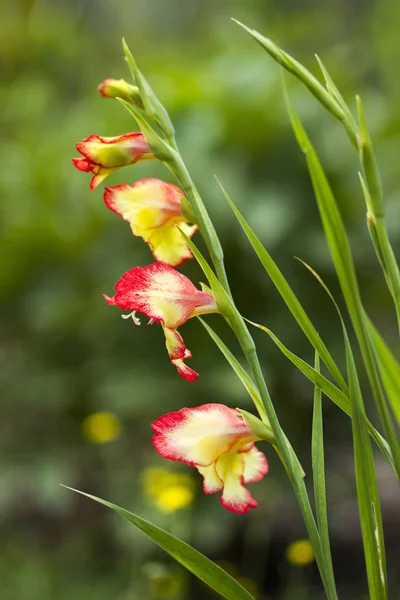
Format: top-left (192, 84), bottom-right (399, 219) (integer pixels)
top-left (197, 463), bottom-right (223, 493)
top-left (147, 222), bottom-right (197, 267)
top-left (241, 445), bottom-right (269, 483)
top-left (105, 179), bottom-right (182, 231)
top-left (91, 167), bottom-right (116, 190)
top-left (152, 404), bottom-right (251, 466)
top-left (215, 446), bottom-right (258, 514)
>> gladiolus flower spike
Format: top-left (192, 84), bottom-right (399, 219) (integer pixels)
top-left (103, 263), bottom-right (219, 381)
top-left (104, 178), bottom-right (198, 267)
top-left (73, 132), bottom-right (154, 190)
top-left (152, 404), bottom-right (269, 514)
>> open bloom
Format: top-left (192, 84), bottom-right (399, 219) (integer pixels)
top-left (104, 178), bottom-right (197, 267)
top-left (103, 262), bottom-right (218, 381)
top-left (152, 404), bottom-right (268, 514)
top-left (73, 132), bottom-right (154, 189)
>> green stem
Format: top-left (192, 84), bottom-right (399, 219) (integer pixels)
top-left (230, 314), bottom-right (338, 600)
top-left (319, 86), bottom-right (400, 334)
top-left (167, 152), bottom-right (231, 295)
top-left (355, 96), bottom-right (400, 335)
top-left (173, 188), bottom-right (339, 600)
top-left (326, 102), bottom-right (400, 335)
top-left (239, 24), bottom-right (400, 333)
top-left (306, 154), bottom-right (400, 479)
top-left (370, 215), bottom-right (400, 334)
top-left (163, 98), bottom-right (337, 600)
top-left (341, 118), bottom-right (358, 149)
top-left (358, 309), bottom-right (400, 473)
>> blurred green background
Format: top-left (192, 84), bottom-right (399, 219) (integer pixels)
top-left (1, 0), bottom-right (400, 598)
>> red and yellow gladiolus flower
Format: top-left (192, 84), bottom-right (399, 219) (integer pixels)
top-left (103, 263), bottom-right (218, 381)
top-left (152, 404), bottom-right (269, 514)
top-left (104, 178), bottom-right (197, 267)
top-left (72, 132), bottom-right (154, 190)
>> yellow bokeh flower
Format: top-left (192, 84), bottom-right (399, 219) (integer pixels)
top-left (141, 467), bottom-right (195, 512)
top-left (155, 485), bottom-right (194, 513)
top-left (82, 411), bottom-right (121, 444)
top-left (285, 539), bottom-right (315, 566)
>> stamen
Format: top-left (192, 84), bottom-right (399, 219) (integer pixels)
top-left (121, 311), bottom-right (141, 326)
top-left (147, 318), bottom-right (155, 325)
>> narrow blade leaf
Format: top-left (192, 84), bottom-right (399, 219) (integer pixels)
top-left (315, 55), bottom-right (358, 136)
top-left (285, 96), bottom-right (400, 478)
top-left (344, 334), bottom-right (388, 600)
top-left (247, 319), bottom-right (394, 472)
top-left (295, 258), bottom-right (397, 477)
top-left (215, 177), bottom-right (347, 394)
top-left (198, 318), bottom-right (267, 420)
top-left (312, 352), bottom-right (336, 597)
top-left (179, 230), bottom-right (268, 423)
top-left (64, 487), bottom-right (256, 600)
top-left (232, 20), bottom-right (344, 121)
top-left (367, 319), bottom-right (400, 426)
top-left (178, 228), bottom-right (234, 319)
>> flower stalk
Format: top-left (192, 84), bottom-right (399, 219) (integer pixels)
top-left (114, 46), bottom-right (340, 594)
top-left (181, 231), bottom-right (338, 599)
top-left (235, 20), bottom-right (400, 334)
top-left (69, 30), bottom-right (400, 600)
top-left (356, 97), bottom-right (400, 332)
top-left (167, 152), bottom-right (232, 295)
top-left (112, 39), bottom-right (339, 592)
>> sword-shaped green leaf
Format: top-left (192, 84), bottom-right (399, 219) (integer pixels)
top-left (246, 319), bottom-right (394, 474)
top-left (312, 352), bottom-right (337, 599)
top-left (367, 319), bottom-right (400, 426)
top-left (343, 333), bottom-right (388, 600)
top-left (285, 95), bottom-right (400, 478)
top-left (215, 177), bottom-right (347, 394)
top-left (63, 487), bottom-right (255, 600)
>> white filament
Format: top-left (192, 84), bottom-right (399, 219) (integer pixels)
top-left (121, 311), bottom-right (141, 326)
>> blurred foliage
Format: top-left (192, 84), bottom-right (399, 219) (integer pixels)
top-left (1, 0), bottom-right (400, 598)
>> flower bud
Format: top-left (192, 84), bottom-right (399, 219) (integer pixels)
top-left (238, 409), bottom-right (275, 444)
top-left (98, 78), bottom-right (142, 106)
top-left (73, 132), bottom-right (154, 189)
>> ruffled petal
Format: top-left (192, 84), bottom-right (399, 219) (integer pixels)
top-left (72, 157), bottom-right (91, 172)
top-left (76, 133), bottom-right (152, 168)
top-left (215, 449), bottom-right (258, 514)
top-left (104, 179), bottom-right (197, 266)
top-left (148, 222), bottom-right (198, 267)
top-left (162, 326), bottom-right (198, 381)
top-left (73, 133), bottom-right (154, 188)
top-left (90, 167), bottom-right (116, 190)
top-left (170, 357), bottom-right (199, 382)
top-left (104, 178), bottom-right (183, 230)
top-left (163, 326), bottom-right (186, 361)
top-left (241, 445), bottom-right (269, 484)
top-left (73, 157), bottom-right (113, 189)
top-left (152, 404), bottom-right (253, 467)
top-left (104, 263), bottom-right (217, 328)
top-left (197, 463), bottom-right (223, 494)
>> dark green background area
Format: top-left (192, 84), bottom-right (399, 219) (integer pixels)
top-left (1, 1), bottom-right (399, 598)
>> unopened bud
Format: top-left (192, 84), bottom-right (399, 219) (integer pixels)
top-left (238, 409), bottom-right (275, 444)
top-left (98, 78), bottom-right (143, 107)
